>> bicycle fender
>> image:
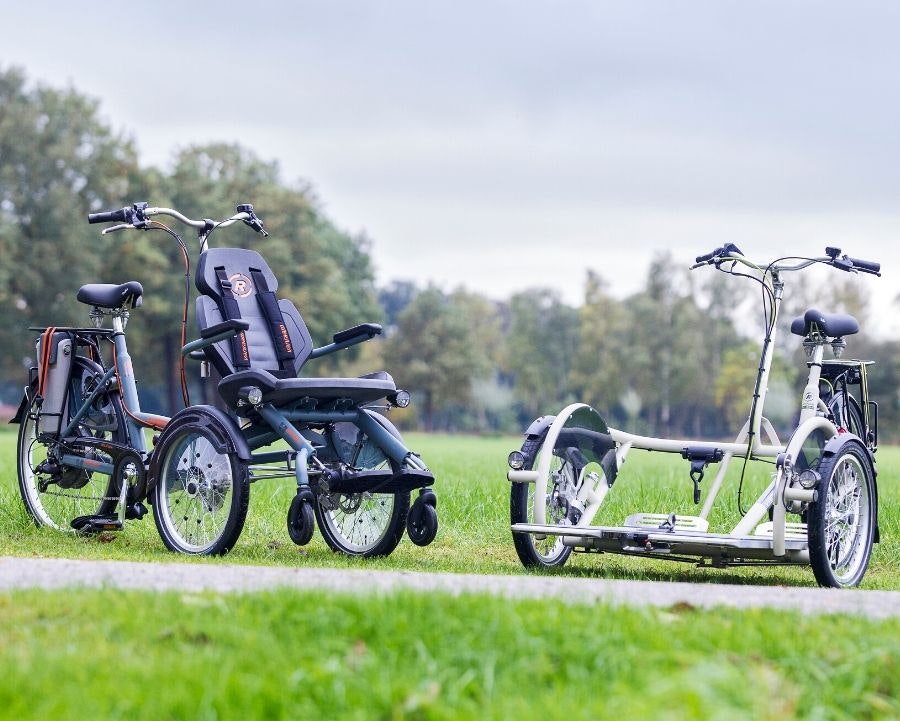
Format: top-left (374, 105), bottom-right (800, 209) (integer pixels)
top-left (9, 390), bottom-right (32, 425)
top-left (148, 404), bottom-right (252, 493)
top-left (524, 415), bottom-right (556, 439)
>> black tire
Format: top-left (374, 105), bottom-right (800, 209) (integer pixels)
top-left (151, 409), bottom-right (249, 555)
top-left (807, 439), bottom-right (876, 588)
top-left (407, 501), bottom-right (438, 546)
top-left (17, 358), bottom-right (127, 531)
top-left (510, 433), bottom-right (574, 568)
top-left (314, 421), bottom-right (410, 557)
top-left (287, 494), bottom-right (315, 546)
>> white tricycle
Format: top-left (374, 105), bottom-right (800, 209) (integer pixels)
top-left (507, 245), bottom-right (882, 588)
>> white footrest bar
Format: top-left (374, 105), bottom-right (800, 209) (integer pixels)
top-left (753, 521), bottom-right (808, 539)
top-left (623, 513), bottom-right (710, 533)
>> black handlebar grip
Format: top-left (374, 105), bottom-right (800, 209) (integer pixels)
top-left (847, 257), bottom-right (881, 274)
top-left (87, 208), bottom-right (129, 224)
top-left (695, 246), bottom-right (723, 264)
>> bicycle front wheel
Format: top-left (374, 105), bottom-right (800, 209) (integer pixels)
top-left (151, 409), bottom-right (249, 555)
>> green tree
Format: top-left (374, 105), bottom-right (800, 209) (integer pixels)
top-left (569, 270), bottom-right (628, 422)
top-left (502, 288), bottom-right (579, 423)
top-left (0, 66), bottom-right (138, 380)
top-left (383, 287), bottom-right (485, 430)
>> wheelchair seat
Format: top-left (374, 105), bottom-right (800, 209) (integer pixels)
top-left (195, 248), bottom-right (393, 407)
top-left (216, 368), bottom-right (395, 408)
top-left (790, 308), bottom-right (859, 338)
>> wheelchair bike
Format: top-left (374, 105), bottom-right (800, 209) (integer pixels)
top-left (507, 245), bottom-right (882, 588)
top-left (13, 202), bottom-right (438, 557)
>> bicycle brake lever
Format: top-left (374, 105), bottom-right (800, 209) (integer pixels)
top-left (101, 224), bottom-right (136, 235)
top-left (833, 258), bottom-right (854, 272)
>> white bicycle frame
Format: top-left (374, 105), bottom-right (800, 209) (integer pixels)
top-left (509, 252), bottom-right (872, 565)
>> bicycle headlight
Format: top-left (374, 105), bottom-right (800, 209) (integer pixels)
top-left (238, 385), bottom-right (263, 406)
top-left (508, 450), bottom-right (526, 470)
top-left (389, 390), bottom-right (411, 408)
top-left (798, 469), bottom-right (820, 489)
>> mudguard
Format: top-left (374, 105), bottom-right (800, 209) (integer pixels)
top-left (524, 415), bottom-right (556, 440)
top-left (147, 405), bottom-right (252, 493)
top-left (9, 387), bottom-right (33, 425)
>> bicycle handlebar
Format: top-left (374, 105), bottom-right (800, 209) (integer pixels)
top-left (87, 208), bottom-right (131, 224)
top-left (87, 202), bottom-right (268, 237)
top-left (692, 244), bottom-right (882, 277)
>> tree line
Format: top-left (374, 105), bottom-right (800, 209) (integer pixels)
top-left (2, 66), bottom-right (898, 440)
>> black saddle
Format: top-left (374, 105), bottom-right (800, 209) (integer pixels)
top-left (77, 281), bottom-right (143, 309)
top-left (790, 308), bottom-right (859, 338)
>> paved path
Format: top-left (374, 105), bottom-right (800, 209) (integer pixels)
top-left (1, 556), bottom-right (899, 619)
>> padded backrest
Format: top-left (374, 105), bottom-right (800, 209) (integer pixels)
top-left (195, 248), bottom-right (313, 377)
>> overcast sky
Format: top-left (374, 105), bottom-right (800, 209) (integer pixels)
top-left (5, 1), bottom-right (900, 333)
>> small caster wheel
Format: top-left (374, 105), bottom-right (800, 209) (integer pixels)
top-left (406, 496), bottom-right (438, 547)
top-left (287, 493), bottom-right (315, 546)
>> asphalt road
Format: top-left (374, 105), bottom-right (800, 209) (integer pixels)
top-left (1, 556), bottom-right (899, 619)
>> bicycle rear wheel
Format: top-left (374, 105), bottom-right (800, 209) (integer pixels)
top-left (17, 357), bottom-right (127, 531)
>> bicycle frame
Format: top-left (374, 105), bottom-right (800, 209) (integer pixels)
top-left (509, 251), bottom-right (879, 567)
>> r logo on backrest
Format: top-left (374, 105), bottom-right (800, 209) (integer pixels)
top-left (229, 273), bottom-right (253, 298)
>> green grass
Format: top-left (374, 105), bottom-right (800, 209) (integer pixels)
top-left (0, 427), bottom-right (897, 589)
top-left (0, 587), bottom-right (897, 721)
top-left (1, 427), bottom-right (899, 719)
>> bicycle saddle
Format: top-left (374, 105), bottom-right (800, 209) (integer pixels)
top-left (790, 307), bottom-right (858, 337)
top-left (76, 281), bottom-right (143, 309)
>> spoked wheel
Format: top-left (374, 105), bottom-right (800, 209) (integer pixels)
top-left (17, 358), bottom-right (127, 531)
top-left (807, 439), bottom-right (876, 588)
top-left (151, 408), bottom-right (249, 555)
top-left (314, 421), bottom-right (410, 557)
top-left (510, 433), bottom-right (575, 568)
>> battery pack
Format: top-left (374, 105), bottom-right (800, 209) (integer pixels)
top-left (36, 331), bottom-right (74, 435)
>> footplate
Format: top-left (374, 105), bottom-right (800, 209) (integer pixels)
top-left (327, 468), bottom-right (435, 494)
top-left (624, 513), bottom-right (710, 533)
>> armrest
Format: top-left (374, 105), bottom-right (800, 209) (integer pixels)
top-left (332, 323), bottom-right (382, 344)
top-left (200, 319), bottom-right (250, 339)
top-left (310, 322), bottom-right (383, 360)
top-left (182, 320), bottom-right (250, 357)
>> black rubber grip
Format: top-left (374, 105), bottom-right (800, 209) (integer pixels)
top-left (87, 208), bottom-right (129, 224)
top-left (695, 246), bottom-right (723, 264)
top-left (847, 257), bottom-right (881, 274)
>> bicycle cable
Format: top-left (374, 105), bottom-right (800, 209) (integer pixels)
top-left (728, 254), bottom-right (828, 514)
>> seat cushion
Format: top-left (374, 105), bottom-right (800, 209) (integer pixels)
top-left (218, 368), bottom-right (396, 408)
top-left (77, 282), bottom-right (143, 309)
top-left (790, 308), bottom-right (859, 338)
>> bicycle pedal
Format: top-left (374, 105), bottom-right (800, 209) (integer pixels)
top-left (70, 514), bottom-right (124, 534)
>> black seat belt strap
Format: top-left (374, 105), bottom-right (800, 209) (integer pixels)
top-left (249, 268), bottom-right (296, 369)
top-left (214, 266), bottom-right (251, 369)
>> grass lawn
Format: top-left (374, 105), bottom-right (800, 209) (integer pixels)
top-left (0, 587), bottom-right (897, 721)
top-left (1, 426), bottom-right (898, 719)
top-left (0, 427), bottom-right (897, 589)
